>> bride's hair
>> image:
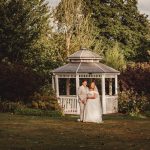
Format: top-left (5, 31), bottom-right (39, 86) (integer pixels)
top-left (89, 82), bottom-right (95, 89)
top-left (89, 82), bottom-right (98, 92)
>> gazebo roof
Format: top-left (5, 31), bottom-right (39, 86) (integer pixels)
top-left (52, 48), bottom-right (119, 74)
top-left (68, 48), bottom-right (101, 60)
top-left (52, 62), bottom-right (119, 73)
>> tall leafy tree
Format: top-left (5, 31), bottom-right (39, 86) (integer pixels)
top-left (0, 0), bottom-right (51, 63)
top-left (54, 0), bottom-right (83, 57)
top-left (84, 0), bottom-right (150, 61)
top-left (54, 0), bottom-right (104, 58)
top-left (137, 22), bottom-right (150, 61)
top-left (105, 42), bottom-right (126, 70)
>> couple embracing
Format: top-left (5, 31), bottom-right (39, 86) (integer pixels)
top-left (78, 80), bottom-right (103, 123)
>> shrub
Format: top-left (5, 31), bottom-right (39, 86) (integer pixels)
top-left (0, 100), bottom-right (26, 113)
top-left (30, 92), bottom-right (62, 112)
top-left (119, 62), bottom-right (150, 95)
top-left (118, 90), bottom-right (149, 116)
top-left (0, 80), bottom-right (63, 116)
top-left (30, 84), bottom-right (62, 113)
top-left (0, 62), bottom-right (45, 102)
top-left (145, 111), bottom-right (150, 117)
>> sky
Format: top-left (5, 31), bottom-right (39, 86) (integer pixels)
top-left (138, 0), bottom-right (150, 19)
top-left (48, 0), bottom-right (150, 19)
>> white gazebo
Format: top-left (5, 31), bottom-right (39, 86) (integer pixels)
top-left (52, 48), bottom-right (120, 115)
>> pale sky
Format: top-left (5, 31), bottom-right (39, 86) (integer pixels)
top-left (48, 0), bottom-right (150, 19)
top-left (138, 0), bottom-right (150, 18)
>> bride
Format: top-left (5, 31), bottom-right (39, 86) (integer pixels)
top-left (83, 82), bottom-right (103, 123)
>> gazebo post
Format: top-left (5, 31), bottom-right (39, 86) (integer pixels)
top-left (66, 78), bottom-right (70, 96)
top-left (76, 74), bottom-right (80, 114)
top-left (115, 75), bottom-right (118, 95)
top-left (55, 74), bottom-right (59, 97)
top-left (109, 78), bottom-right (112, 95)
top-left (76, 74), bottom-right (79, 96)
top-left (102, 74), bottom-right (106, 114)
top-left (52, 75), bottom-right (55, 91)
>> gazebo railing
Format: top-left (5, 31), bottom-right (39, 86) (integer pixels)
top-left (58, 96), bottom-right (80, 115)
top-left (57, 95), bottom-right (118, 115)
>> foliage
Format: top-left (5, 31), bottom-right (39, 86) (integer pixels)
top-left (0, 94), bottom-right (63, 116)
top-left (105, 42), bottom-right (126, 70)
top-left (0, 63), bottom-right (45, 101)
top-left (136, 23), bottom-right (150, 62)
top-left (145, 111), bottom-right (150, 117)
top-left (54, 0), bottom-right (150, 61)
top-left (0, 62), bottom-right (62, 114)
top-left (119, 62), bottom-right (150, 95)
top-left (30, 92), bottom-right (62, 112)
top-left (54, 0), bottom-right (104, 58)
top-left (71, 15), bottom-right (105, 56)
top-left (30, 84), bottom-right (63, 112)
top-left (84, 0), bottom-right (150, 61)
top-left (118, 90), bottom-right (149, 116)
top-left (0, 0), bottom-right (51, 63)
top-left (54, 0), bottom-right (83, 57)
top-left (0, 100), bottom-right (26, 113)
top-left (0, 0), bottom-right (61, 78)
top-left (14, 108), bottom-right (63, 117)
top-left (119, 62), bottom-right (150, 116)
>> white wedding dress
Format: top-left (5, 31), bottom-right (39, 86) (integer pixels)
top-left (83, 90), bottom-right (102, 123)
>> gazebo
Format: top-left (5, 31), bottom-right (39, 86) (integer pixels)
top-left (52, 48), bottom-right (120, 115)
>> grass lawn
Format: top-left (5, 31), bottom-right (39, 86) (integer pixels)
top-left (0, 113), bottom-right (150, 150)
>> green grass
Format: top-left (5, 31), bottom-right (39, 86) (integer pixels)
top-left (0, 113), bottom-right (150, 150)
top-left (14, 108), bottom-right (63, 117)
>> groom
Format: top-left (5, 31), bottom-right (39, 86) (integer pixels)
top-left (78, 80), bottom-right (88, 122)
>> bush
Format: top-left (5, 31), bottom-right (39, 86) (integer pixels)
top-left (145, 111), bottom-right (150, 117)
top-left (29, 84), bottom-right (63, 112)
top-left (14, 108), bottom-right (63, 117)
top-left (119, 62), bottom-right (150, 95)
top-left (0, 81), bottom-right (63, 116)
top-left (118, 90), bottom-right (149, 116)
top-left (30, 92), bottom-right (62, 112)
top-left (0, 100), bottom-right (26, 113)
top-left (0, 62), bottom-right (45, 102)
top-left (0, 100), bottom-right (64, 117)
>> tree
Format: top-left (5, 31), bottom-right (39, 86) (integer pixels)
top-left (137, 22), bottom-right (150, 62)
top-left (105, 42), bottom-right (126, 70)
top-left (54, 0), bottom-right (104, 58)
top-left (54, 0), bottom-right (83, 57)
top-left (0, 0), bottom-right (51, 63)
top-left (84, 0), bottom-right (150, 61)
top-left (70, 14), bottom-right (105, 56)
